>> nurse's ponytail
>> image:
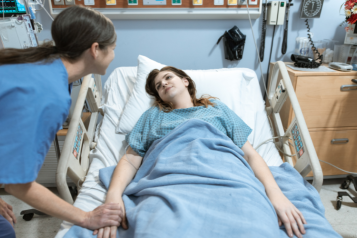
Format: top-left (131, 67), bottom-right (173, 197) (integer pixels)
top-left (0, 5), bottom-right (116, 65)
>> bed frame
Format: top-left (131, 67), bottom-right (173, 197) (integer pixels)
top-left (56, 62), bottom-right (323, 204)
top-left (56, 74), bottom-right (103, 204)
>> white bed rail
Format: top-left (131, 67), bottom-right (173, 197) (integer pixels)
top-left (268, 62), bottom-right (323, 192)
top-left (56, 74), bottom-right (102, 204)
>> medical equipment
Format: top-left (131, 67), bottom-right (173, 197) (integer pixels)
top-left (0, 15), bottom-right (38, 49)
top-left (259, 0), bottom-right (267, 62)
top-left (216, 25), bottom-right (246, 61)
top-left (0, 0), bottom-right (26, 17)
top-left (328, 62), bottom-right (353, 72)
top-left (281, 0), bottom-right (291, 55)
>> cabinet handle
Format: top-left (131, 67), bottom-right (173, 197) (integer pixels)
top-left (331, 138), bottom-right (349, 144)
top-left (341, 85), bottom-right (357, 91)
top-left (352, 79), bottom-right (357, 84)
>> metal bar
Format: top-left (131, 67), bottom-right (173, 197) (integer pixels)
top-left (54, 134), bottom-right (61, 162)
top-left (341, 85), bottom-right (357, 91)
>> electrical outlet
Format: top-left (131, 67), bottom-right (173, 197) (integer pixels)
top-left (65, 0), bottom-right (75, 5)
top-left (248, 0), bottom-right (258, 5)
top-left (238, 0), bottom-right (247, 5)
top-left (214, 0), bottom-right (223, 5)
top-left (53, 0), bottom-right (65, 6)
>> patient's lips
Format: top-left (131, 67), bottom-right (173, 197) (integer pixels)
top-left (165, 87), bottom-right (172, 93)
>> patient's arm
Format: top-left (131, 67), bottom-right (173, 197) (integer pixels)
top-left (242, 141), bottom-right (306, 238)
top-left (93, 146), bottom-right (143, 237)
top-left (107, 146), bottom-right (143, 197)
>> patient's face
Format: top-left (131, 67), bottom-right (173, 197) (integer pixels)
top-left (154, 71), bottom-right (189, 102)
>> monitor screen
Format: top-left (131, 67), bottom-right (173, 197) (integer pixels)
top-left (0, 0), bottom-right (27, 17)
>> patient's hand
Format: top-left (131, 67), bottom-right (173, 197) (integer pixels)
top-left (93, 198), bottom-right (128, 238)
top-left (269, 192), bottom-right (307, 238)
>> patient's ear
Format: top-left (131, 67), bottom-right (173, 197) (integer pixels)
top-left (182, 78), bottom-right (189, 87)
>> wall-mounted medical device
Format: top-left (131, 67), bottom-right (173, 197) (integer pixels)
top-left (0, 15), bottom-right (38, 49)
top-left (267, 1), bottom-right (286, 25)
top-left (49, 0), bottom-right (262, 19)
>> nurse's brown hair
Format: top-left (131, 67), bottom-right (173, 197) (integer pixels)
top-left (145, 66), bottom-right (217, 112)
top-left (0, 5), bottom-right (116, 65)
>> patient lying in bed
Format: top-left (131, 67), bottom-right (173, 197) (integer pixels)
top-left (67, 66), bottom-right (341, 238)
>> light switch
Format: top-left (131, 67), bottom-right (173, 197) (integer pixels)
top-left (193, 0), bottom-right (202, 5)
top-left (214, 0), bottom-right (224, 5)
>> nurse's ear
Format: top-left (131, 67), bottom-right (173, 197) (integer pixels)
top-left (89, 42), bottom-right (100, 59)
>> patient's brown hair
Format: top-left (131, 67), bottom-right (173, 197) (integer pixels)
top-left (145, 66), bottom-right (217, 112)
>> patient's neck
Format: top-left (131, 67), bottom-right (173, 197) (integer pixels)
top-left (172, 92), bottom-right (194, 109)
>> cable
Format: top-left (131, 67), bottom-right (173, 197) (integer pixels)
top-left (35, 0), bottom-right (53, 21)
top-left (2, 0), bottom-right (4, 19)
top-left (244, 1), bottom-right (268, 96)
top-left (305, 19), bottom-right (322, 64)
top-left (318, 160), bottom-right (357, 175)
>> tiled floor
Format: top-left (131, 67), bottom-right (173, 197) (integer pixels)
top-left (1, 178), bottom-right (357, 238)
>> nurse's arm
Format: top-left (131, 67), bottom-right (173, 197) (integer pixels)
top-left (4, 182), bottom-right (123, 230)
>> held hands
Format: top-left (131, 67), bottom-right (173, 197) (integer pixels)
top-left (0, 198), bottom-right (16, 226)
top-left (82, 203), bottom-right (124, 230)
top-left (93, 197), bottom-right (128, 238)
top-left (269, 192), bottom-right (307, 238)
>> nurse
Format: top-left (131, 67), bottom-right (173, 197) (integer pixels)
top-left (0, 5), bottom-right (123, 238)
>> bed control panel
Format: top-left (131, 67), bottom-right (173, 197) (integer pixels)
top-left (73, 124), bottom-right (83, 159)
top-left (285, 117), bottom-right (308, 160)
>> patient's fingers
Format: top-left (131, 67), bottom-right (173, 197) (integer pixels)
top-left (293, 211), bottom-right (306, 235)
top-left (121, 214), bottom-right (128, 230)
top-left (110, 226), bottom-right (117, 238)
top-left (93, 229), bottom-right (98, 235)
top-left (288, 213), bottom-right (302, 238)
top-left (97, 228), bottom-right (104, 238)
top-left (103, 227), bottom-right (111, 238)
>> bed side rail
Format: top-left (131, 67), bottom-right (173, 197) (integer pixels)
top-left (267, 62), bottom-right (323, 192)
top-left (56, 74), bottom-right (102, 204)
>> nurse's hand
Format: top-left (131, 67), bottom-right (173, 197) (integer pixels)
top-left (0, 198), bottom-right (16, 226)
top-left (93, 198), bottom-right (128, 238)
top-left (83, 203), bottom-right (124, 230)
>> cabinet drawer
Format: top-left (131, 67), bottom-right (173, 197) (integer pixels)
top-left (296, 76), bottom-right (357, 128)
top-left (307, 127), bottom-right (357, 176)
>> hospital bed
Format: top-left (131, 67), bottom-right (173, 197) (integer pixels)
top-left (55, 59), bottom-right (322, 238)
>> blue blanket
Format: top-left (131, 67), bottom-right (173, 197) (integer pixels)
top-left (65, 119), bottom-right (341, 238)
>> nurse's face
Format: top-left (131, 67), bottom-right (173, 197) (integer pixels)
top-left (154, 71), bottom-right (189, 103)
top-left (96, 43), bottom-right (116, 75)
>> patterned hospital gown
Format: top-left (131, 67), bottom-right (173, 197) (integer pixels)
top-left (126, 99), bottom-right (252, 157)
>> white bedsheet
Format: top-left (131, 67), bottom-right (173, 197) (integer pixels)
top-left (55, 66), bottom-right (282, 237)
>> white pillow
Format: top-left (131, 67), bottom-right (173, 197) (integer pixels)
top-left (116, 55), bottom-right (257, 137)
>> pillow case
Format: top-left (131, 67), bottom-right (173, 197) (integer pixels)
top-left (116, 55), bottom-right (257, 141)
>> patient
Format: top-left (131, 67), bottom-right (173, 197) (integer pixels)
top-left (94, 67), bottom-right (309, 238)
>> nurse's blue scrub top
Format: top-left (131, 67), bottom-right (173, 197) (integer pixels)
top-left (0, 58), bottom-right (71, 184)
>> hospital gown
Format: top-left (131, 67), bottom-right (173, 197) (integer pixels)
top-left (126, 99), bottom-right (252, 157)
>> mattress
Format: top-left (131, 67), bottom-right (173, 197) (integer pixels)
top-left (55, 66), bottom-right (282, 237)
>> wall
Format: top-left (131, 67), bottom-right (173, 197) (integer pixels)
top-left (36, 0), bottom-right (346, 94)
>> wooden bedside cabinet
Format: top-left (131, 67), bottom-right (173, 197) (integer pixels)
top-left (267, 63), bottom-right (357, 177)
